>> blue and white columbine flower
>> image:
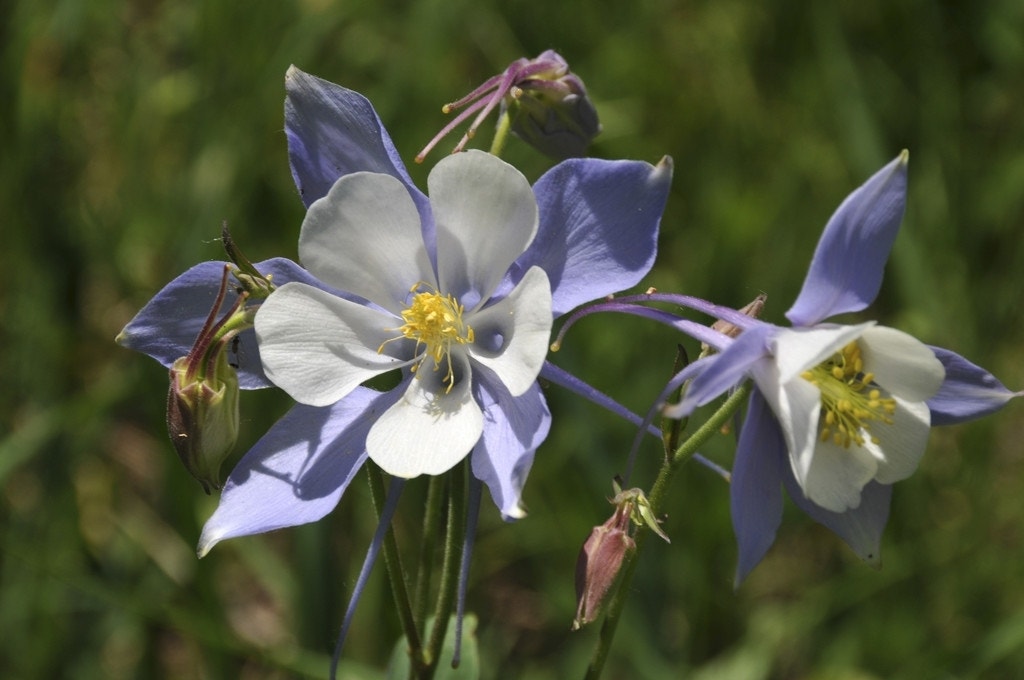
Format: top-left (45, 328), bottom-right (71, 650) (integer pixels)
top-left (255, 149), bottom-right (553, 479)
top-left (669, 152), bottom-right (1019, 583)
top-left (118, 67), bottom-right (672, 554)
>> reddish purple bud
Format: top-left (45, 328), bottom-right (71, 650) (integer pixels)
top-left (572, 504), bottom-right (635, 630)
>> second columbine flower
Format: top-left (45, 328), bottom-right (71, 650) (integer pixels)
top-left (256, 150), bottom-right (552, 479)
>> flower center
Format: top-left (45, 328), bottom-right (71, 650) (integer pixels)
top-left (380, 283), bottom-right (475, 393)
top-left (800, 341), bottom-right (897, 448)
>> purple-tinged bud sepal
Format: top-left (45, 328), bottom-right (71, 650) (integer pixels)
top-left (503, 51), bottom-right (601, 160)
top-left (573, 482), bottom-right (669, 630)
top-left (573, 502), bottom-right (634, 631)
top-left (417, 50), bottom-right (601, 162)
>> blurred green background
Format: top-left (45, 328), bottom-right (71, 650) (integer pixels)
top-left (3, 0), bottom-right (1023, 678)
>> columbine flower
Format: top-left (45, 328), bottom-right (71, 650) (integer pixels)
top-left (255, 148), bottom-right (553, 478)
top-left (117, 67), bottom-right (672, 552)
top-left (668, 151), bottom-right (1018, 583)
top-left (416, 50), bottom-right (600, 162)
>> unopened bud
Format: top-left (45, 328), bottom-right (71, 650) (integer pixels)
top-left (504, 51), bottom-right (601, 159)
top-left (417, 50), bottom-right (600, 162)
top-left (572, 482), bottom-right (670, 630)
top-left (167, 349), bottom-right (239, 493)
top-left (164, 264), bottom-right (251, 493)
top-left (573, 504), bottom-right (634, 631)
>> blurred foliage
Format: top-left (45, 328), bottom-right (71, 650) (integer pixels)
top-left (2, 0), bottom-right (1023, 678)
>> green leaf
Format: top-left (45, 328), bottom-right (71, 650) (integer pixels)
top-left (386, 614), bottom-right (480, 680)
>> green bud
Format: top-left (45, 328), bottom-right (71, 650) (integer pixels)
top-left (163, 263), bottom-right (252, 493)
top-left (167, 349), bottom-right (239, 494)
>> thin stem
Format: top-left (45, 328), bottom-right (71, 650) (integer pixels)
top-left (489, 108), bottom-right (513, 157)
top-left (423, 461), bottom-right (467, 678)
top-left (661, 345), bottom-right (690, 459)
top-left (366, 465), bottom-right (424, 675)
top-left (583, 383), bottom-right (751, 680)
top-left (671, 384), bottom-right (751, 467)
top-left (413, 475), bottom-right (446, 632)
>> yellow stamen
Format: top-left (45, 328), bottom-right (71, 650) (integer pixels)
top-left (378, 283), bottom-right (474, 393)
top-left (801, 341), bottom-right (897, 449)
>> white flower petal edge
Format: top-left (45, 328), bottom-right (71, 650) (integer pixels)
top-left (859, 326), bottom-right (944, 401)
top-left (366, 353), bottom-right (485, 478)
top-left (753, 363), bottom-right (823, 494)
top-left (771, 323), bottom-right (873, 383)
top-left (802, 437), bottom-right (879, 512)
top-left (468, 266), bottom-right (552, 397)
top-left (430, 150), bottom-right (539, 308)
top-left (865, 396), bottom-right (931, 484)
top-left (256, 282), bottom-right (412, 406)
top-left (299, 171), bottom-right (434, 314)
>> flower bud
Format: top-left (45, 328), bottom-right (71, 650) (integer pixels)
top-left (572, 504), bottom-right (634, 630)
top-left (167, 349), bottom-right (239, 494)
top-left (504, 51), bottom-right (601, 159)
top-left (417, 50), bottom-right (601, 162)
top-left (163, 264), bottom-right (250, 493)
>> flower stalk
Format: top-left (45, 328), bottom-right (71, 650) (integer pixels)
top-left (413, 475), bottom-right (447, 631)
top-left (424, 461), bottom-right (467, 677)
top-left (366, 464), bottom-right (424, 674)
top-left (584, 382), bottom-right (751, 680)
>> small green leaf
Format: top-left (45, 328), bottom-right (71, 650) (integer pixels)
top-left (386, 614), bottom-right (480, 680)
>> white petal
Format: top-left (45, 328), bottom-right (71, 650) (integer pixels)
top-left (256, 282), bottom-right (412, 406)
top-left (801, 438), bottom-right (879, 513)
top-left (859, 326), bottom-right (945, 402)
top-left (429, 151), bottom-right (539, 308)
top-left (771, 323), bottom-right (874, 383)
top-left (467, 266), bottom-right (552, 397)
top-left (299, 171), bottom-right (433, 313)
top-left (754, 362), bottom-right (823, 490)
top-left (366, 353), bottom-right (484, 478)
top-left (864, 396), bottom-right (931, 484)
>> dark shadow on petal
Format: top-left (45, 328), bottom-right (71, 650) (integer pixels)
top-left (227, 386), bottom-right (400, 501)
top-left (470, 371), bottom-right (550, 519)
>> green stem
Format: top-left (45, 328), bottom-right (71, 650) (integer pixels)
top-left (583, 383), bottom-right (752, 680)
top-left (423, 461), bottom-right (467, 678)
top-left (413, 475), bottom-right (446, 631)
top-left (366, 465), bottom-right (424, 674)
top-left (489, 109), bottom-right (513, 158)
top-left (671, 383), bottom-right (750, 468)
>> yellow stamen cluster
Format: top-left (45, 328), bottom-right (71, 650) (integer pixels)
top-left (379, 283), bottom-right (474, 393)
top-left (800, 341), bottom-right (897, 448)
